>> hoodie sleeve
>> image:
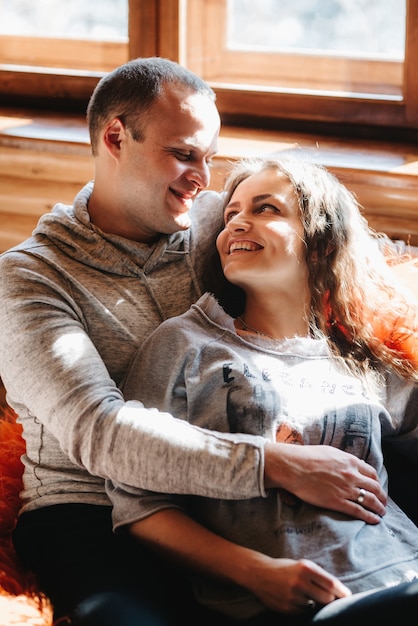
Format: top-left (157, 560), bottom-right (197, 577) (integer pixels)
top-left (110, 301), bottom-right (267, 528)
top-left (0, 247), bottom-right (266, 503)
top-left (381, 372), bottom-right (418, 463)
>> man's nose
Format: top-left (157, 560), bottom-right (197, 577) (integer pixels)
top-left (187, 161), bottom-right (211, 189)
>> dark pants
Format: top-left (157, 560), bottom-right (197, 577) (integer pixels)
top-left (12, 503), bottom-right (418, 626)
top-left (13, 504), bottom-right (208, 625)
top-left (313, 579), bottom-right (418, 624)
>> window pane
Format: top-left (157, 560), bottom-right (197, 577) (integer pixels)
top-left (228, 0), bottom-right (405, 60)
top-left (185, 0), bottom-right (406, 98)
top-left (0, 0), bottom-right (128, 41)
top-left (0, 0), bottom-right (128, 72)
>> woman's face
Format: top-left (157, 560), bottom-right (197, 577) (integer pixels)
top-left (216, 168), bottom-right (309, 297)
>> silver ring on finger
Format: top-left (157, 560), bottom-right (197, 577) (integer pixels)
top-left (357, 487), bottom-right (366, 505)
top-left (306, 599), bottom-right (316, 610)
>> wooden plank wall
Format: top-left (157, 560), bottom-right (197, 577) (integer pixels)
top-left (0, 110), bottom-right (94, 251)
top-left (1, 108), bottom-right (418, 252)
top-left (0, 145), bottom-right (94, 251)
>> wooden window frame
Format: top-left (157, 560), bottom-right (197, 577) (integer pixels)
top-left (0, 0), bottom-right (417, 138)
top-left (186, 0), bottom-right (404, 96)
top-left (184, 0), bottom-right (418, 136)
top-left (0, 36), bottom-right (127, 72)
top-left (0, 0), bottom-right (166, 109)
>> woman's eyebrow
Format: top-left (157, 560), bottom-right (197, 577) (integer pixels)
top-left (227, 193), bottom-right (274, 209)
top-left (253, 193), bottom-right (274, 203)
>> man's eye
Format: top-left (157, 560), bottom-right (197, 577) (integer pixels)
top-left (175, 151), bottom-right (191, 161)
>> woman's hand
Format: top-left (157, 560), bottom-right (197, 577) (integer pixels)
top-left (130, 508), bottom-right (350, 616)
top-left (240, 553), bottom-right (351, 615)
top-left (264, 442), bottom-right (387, 524)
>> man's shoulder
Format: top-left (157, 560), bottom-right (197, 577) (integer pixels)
top-left (194, 189), bottom-right (223, 202)
top-left (0, 235), bottom-right (48, 262)
top-left (190, 189), bottom-right (224, 231)
top-left (192, 189), bottom-right (223, 212)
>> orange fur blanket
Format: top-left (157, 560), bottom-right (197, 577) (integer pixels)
top-left (0, 403), bottom-right (53, 625)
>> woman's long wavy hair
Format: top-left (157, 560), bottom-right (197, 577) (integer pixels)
top-left (212, 153), bottom-right (418, 381)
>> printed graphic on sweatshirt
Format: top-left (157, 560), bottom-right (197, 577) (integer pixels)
top-left (223, 356), bottom-right (377, 520)
top-left (222, 357), bottom-right (376, 461)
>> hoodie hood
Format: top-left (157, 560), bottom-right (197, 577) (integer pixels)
top-left (33, 182), bottom-right (194, 277)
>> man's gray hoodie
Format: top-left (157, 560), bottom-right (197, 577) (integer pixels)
top-left (0, 183), bottom-right (266, 514)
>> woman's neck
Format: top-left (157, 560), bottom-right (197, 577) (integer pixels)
top-left (237, 295), bottom-right (311, 340)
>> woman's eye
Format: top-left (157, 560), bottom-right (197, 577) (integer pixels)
top-left (258, 203), bottom-right (279, 213)
top-left (224, 211), bottom-right (238, 223)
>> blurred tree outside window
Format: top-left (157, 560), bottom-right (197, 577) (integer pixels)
top-left (0, 0), bottom-right (128, 41)
top-left (228, 0), bottom-right (405, 59)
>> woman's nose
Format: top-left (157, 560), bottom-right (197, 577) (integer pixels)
top-left (227, 212), bottom-right (250, 232)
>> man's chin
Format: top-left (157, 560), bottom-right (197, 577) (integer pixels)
top-left (173, 213), bottom-right (192, 231)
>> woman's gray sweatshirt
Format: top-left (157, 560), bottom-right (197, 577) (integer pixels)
top-left (0, 184), bottom-right (266, 514)
top-left (111, 293), bottom-right (418, 619)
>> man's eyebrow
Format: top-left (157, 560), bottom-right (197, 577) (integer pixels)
top-left (175, 139), bottom-right (218, 153)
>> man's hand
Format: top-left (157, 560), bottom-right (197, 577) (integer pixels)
top-left (264, 442), bottom-right (387, 524)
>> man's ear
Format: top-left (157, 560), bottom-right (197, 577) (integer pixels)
top-left (103, 117), bottom-right (126, 155)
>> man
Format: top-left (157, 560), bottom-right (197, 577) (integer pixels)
top-left (0, 57), bottom-right (385, 625)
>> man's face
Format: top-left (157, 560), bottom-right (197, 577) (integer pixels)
top-left (116, 85), bottom-right (220, 242)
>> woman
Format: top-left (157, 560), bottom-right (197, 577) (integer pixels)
top-left (110, 155), bottom-right (418, 625)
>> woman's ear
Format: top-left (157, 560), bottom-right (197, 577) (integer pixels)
top-left (312, 242), bottom-right (335, 263)
top-left (325, 243), bottom-right (335, 257)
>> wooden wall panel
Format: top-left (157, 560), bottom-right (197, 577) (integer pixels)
top-left (1, 111), bottom-right (418, 251)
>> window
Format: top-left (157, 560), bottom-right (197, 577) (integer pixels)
top-left (183, 0), bottom-right (418, 135)
top-left (1, 0), bottom-right (417, 136)
top-left (0, 0), bottom-right (128, 71)
top-left (192, 0), bottom-right (405, 96)
top-left (0, 0), bottom-right (152, 108)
